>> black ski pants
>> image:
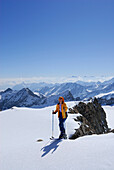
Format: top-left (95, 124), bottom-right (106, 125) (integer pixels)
top-left (59, 112), bottom-right (66, 135)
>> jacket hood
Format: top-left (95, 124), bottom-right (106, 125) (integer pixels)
top-left (58, 96), bottom-right (64, 103)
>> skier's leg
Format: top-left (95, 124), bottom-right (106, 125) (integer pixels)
top-left (59, 118), bottom-right (63, 137)
top-left (59, 118), bottom-right (67, 139)
top-left (59, 112), bottom-right (63, 137)
top-left (62, 118), bottom-right (67, 139)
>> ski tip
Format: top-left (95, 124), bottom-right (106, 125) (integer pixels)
top-left (37, 139), bottom-right (43, 142)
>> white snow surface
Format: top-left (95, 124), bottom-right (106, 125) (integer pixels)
top-left (0, 102), bottom-right (114, 170)
top-left (34, 92), bottom-right (40, 96)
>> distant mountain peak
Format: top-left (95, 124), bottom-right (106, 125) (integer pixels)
top-left (4, 88), bottom-right (13, 93)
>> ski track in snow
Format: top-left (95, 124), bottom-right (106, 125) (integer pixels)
top-left (0, 103), bottom-right (114, 170)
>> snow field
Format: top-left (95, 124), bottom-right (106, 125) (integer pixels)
top-left (0, 102), bottom-right (114, 170)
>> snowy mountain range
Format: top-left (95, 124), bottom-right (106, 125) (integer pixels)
top-left (0, 77), bottom-right (114, 110)
top-left (0, 88), bottom-right (74, 110)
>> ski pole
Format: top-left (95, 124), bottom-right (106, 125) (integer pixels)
top-left (50, 110), bottom-right (54, 140)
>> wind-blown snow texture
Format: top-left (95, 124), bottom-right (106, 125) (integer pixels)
top-left (0, 103), bottom-right (114, 170)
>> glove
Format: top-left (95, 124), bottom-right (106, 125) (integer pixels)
top-left (52, 111), bottom-right (56, 114)
top-left (65, 112), bottom-right (68, 118)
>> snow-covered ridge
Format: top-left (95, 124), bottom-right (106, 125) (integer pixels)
top-left (95, 91), bottom-right (114, 98)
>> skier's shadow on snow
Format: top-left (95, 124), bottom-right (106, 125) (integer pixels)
top-left (41, 139), bottom-right (62, 157)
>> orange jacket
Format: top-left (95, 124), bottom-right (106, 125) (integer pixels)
top-left (55, 97), bottom-right (68, 119)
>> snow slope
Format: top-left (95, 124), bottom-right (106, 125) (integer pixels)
top-left (95, 91), bottom-right (114, 98)
top-left (0, 102), bottom-right (114, 170)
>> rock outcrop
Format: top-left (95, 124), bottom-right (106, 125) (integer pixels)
top-left (69, 98), bottom-right (110, 139)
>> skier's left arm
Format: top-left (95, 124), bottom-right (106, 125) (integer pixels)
top-left (64, 103), bottom-right (68, 118)
top-left (64, 103), bottom-right (68, 112)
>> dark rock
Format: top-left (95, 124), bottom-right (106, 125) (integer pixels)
top-left (68, 105), bottom-right (79, 114)
top-left (110, 129), bottom-right (114, 133)
top-left (4, 88), bottom-right (13, 93)
top-left (69, 98), bottom-right (110, 139)
top-left (98, 97), bottom-right (114, 106)
top-left (75, 97), bottom-right (81, 101)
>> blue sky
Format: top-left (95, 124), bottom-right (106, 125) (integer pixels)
top-left (0, 0), bottom-right (114, 79)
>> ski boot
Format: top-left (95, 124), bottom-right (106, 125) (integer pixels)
top-left (62, 133), bottom-right (67, 139)
top-left (59, 133), bottom-right (67, 139)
